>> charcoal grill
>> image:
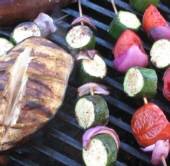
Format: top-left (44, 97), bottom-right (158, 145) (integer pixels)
top-left (0, 0), bottom-right (170, 166)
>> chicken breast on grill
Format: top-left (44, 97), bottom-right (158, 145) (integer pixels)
top-left (0, 37), bottom-right (74, 151)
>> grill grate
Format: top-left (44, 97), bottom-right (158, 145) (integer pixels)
top-left (0, 0), bottom-right (169, 166)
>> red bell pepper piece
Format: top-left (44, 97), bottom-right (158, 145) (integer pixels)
top-left (131, 103), bottom-right (170, 147)
top-left (143, 5), bottom-right (168, 32)
top-left (163, 68), bottom-right (170, 101)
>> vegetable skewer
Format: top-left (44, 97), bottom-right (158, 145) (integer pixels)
top-left (66, 0), bottom-right (96, 50)
top-left (108, 0), bottom-right (141, 39)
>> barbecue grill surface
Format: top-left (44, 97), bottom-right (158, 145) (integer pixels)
top-left (1, 0), bottom-right (170, 166)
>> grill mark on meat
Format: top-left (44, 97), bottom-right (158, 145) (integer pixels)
top-left (0, 59), bottom-right (16, 71)
top-left (0, 72), bottom-right (8, 91)
top-left (26, 78), bottom-right (54, 99)
top-left (23, 101), bottom-right (53, 118)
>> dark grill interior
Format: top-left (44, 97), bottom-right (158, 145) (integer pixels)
top-left (0, 0), bottom-right (170, 166)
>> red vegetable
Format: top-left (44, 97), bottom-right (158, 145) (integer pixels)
top-left (143, 5), bottom-right (170, 40)
top-left (131, 103), bottom-right (170, 147)
top-left (163, 68), bottom-right (170, 101)
top-left (113, 30), bottom-right (148, 73)
top-left (132, 103), bottom-right (170, 165)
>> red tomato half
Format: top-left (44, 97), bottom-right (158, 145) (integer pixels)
top-left (113, 30), bottom-right (143, 58)
top-left (143, 5), bottom-right (168, 32)
top-left (131, 103), bottom-right (170, 147)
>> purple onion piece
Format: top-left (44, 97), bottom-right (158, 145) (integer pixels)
top-left (113, 45), bottom-right (148, 73)
top-left (76, 50), bottom-right (97, 60)
top-left (148, 25), bottom-right (170, 41)
top-left (71, 16), bottom-right (96, 30)
top-left (151, 140), bottom-right (170, 165)
top-left (34, 13), bottom-right (57, 37)
top-left (83, 126), bottom-right (120, 150)
top-left (141, 144), bottom-right (155, 152)
top-left (78, 82), bottom-right (110, 97)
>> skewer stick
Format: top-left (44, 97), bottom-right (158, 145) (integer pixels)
top-left (161, 156), bottom-right (167, 166)
top-left (111, 0), bottom-right (118, 15)
top-left (78, 0), bottom-right (84, 25)
top-left (143, 97), bottom-right (148, 104)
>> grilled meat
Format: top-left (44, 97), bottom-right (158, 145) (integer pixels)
top-left (0, 37), bottom-right (74, 151)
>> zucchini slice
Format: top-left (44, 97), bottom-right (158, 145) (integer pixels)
top-left (124, 67), bottom-right (157, 98)
top-left (11, 22), bottom-right (41, 44)
top-left (83, 134), bottom-right (117, 166)
top-left (66, 25), bottom-right (95, 50)
top-left (108, 11), bottom-right (141, 39)
top-left (150, 39), bottom-right (170, 68)
top-left (0, 38), bottom-right (14, 56)
top-left (78, 53), bottom-right (107, 83)
top-left (75, 95), bottom-right (109, 129)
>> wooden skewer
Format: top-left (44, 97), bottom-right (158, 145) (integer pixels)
top-left (143, 97), bottom-right (148, 104)
top-left (111, 0), bottom-right (118, 15)
top-left (78, 0), bottom-right (84, 25)
top-left (161, 156), bottom-right (167, 166)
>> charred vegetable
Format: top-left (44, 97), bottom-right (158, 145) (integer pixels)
top-left (11, 22), bottom-right (41, 43)
top-left (82, 126), bottom-right (120, 166)
top-left (130, 0), bottom-right (159, 12)
top-left (124, 67), bottom-right (157, 98)
top-left (0, 37), bottom-right (73, 151)
top-left (108, 11), bottom-right (141, 39)
top-left (150, 39), bottom-right (170, 68)
top-left (75, 95), bottom-right (109, 129)
top-left (66, 25), bottom-right (95, 50)
top-left (11, 13), bottom-right (56, 43)
top-left (113, 30), bottom-right (148, 73)
top-left (77, 50), bottom-right (107, 83)
top-left (143, 5), bottom-right (170, 41)
top-left (0, 38), bottom-right (14, 56)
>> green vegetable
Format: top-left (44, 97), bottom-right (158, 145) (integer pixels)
top-left (78, 53), bottom-right (107, 83)
top-left (66, 25), bottom-right (95, 50)
top-left (108, 11), bottom-right (141, 39)
top-left (130, 0), bottom-right (159, 12)
top-left (75, 95), bottom-right (109, 129)
top-left (124, 67), bottom-right (158, 98)
top-left (83, 134), bottom-right (117, 166)
top-left (11, 22), bottom-right (41, 44)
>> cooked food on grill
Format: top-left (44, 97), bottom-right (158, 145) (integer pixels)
top-left (131, 103), bottom-right (170, 165)
top-left (0, 0), bottom-right (76, 26)
top-left (0, 38), bottom-right (14, 56)
top-left (163, 68), bottom-right (170, 101)
top-left (0, 37), bottom-right (73, 151)
top-left (108, 10), bottom-right (141, 39)
top-left (124, 67), bottom-right (157, 98)
top-left (82, 126), bottom-right (120, 166)
top-left (11, 13), bottom-right (56, 44)
top-left (75, 95), bottom-right (109, 129)
top-left (112, 30), bottom-right (148, 73)
top-left (66, 25), bottom-right (96, 50)
top-left (143, 5), bottom-right (170, 41)
top-left (150, 39), bottom-right (170, 68)
top-left (76, 50), bottom-right (107, 84)
top-left (130, 0), bottom-right (159, 12)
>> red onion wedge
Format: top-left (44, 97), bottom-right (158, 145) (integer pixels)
top-left (76, 50), bottom-right (97, 61)
top-left (163, 68), bottom-right (170, 101)
top-left (113, 45), bottom-right (148, 73)
top-left (142, 140), bottom-right (170, 165)
top-left (149, 26), bottom-right (170, 41)
top-left (34, 13), bottom-right (57, 37)
top-left (83, 126), bottom-right (120, 150)
top-left (78, 82), bottom-right (110, 97)
top-left (71, 16), bottom-right (96, 30)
